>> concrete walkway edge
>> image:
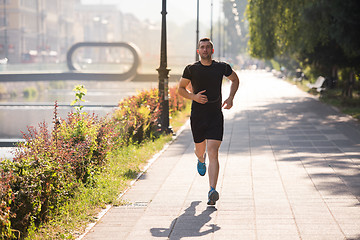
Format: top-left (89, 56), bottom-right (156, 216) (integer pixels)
top-left (77, 120), bottom-right (191, 240)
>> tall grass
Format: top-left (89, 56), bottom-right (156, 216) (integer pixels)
top-left (0, 85), bottom-right (190, 239)
top-left (25, 135), bottom-right (173, 239)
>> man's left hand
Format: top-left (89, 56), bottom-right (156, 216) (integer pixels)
top-left (222, 97), bottom-right (233, 109)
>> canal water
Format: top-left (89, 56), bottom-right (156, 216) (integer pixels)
top-left (0, 80), bottom-right (178, 139)
top-left (0, 78), bottom-right (180, 159)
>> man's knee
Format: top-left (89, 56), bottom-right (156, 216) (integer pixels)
top-left (195, 141), bottom-right (206, 150)
top-left (207, 148), bottom-right (218, 158)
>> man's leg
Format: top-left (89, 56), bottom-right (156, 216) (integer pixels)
top-left (195, 140), bottom-right (206, 163)
top-left (207, 139), bottom-right (221, 189)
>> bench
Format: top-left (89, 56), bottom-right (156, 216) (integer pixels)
top-left (307, 76), bottom-right (326, 92)
top-left (293, 69), bottom-right (304, 82)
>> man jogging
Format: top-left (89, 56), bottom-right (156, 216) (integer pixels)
top-left (178, 38), bottom-right (239, 205)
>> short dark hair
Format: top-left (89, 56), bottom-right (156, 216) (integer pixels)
top-left (198, 38), bottom-right (214, 49)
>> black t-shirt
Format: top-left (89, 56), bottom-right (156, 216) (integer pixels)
top-left (182, 60), bottom-right (233, 109)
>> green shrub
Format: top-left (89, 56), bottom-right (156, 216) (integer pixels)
top-left (0, 102), bottom-right (114, 237)
top-left (0, 85), bottom-right (188, 238)
top-left (0, 168), bottom-right (15, 239)
top-left (2, 121), bottom-right (77, 237)
top-left (23, 87), bottom-right (38, 99)
top-left (56, 111), bottom-right (112, 184)
top-left (113, 88), bottom-right (161, 145)
top-left (113, 87), bottom-right (189, 145)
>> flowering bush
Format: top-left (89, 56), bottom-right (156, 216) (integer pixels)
top-left (56, 112), bottom-right (112, 184)
top-left (0, 85), bottom-right (188, 238)
top-left (169, 87), bottom-right (187, 116)
top-left (3, 120), bottom-right (77, 237)
top-left (113, 86), bottom-right (189, 145)
top-left (113, 88), bottom-right (161, 145)
top-left (0, 104), bottom-right (114, 236)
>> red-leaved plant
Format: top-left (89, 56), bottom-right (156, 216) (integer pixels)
top-left (0, 85), bottom-right (188, 238)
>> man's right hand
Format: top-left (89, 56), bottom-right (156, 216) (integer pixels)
top-left (193, 90), bottom-right (208, 104)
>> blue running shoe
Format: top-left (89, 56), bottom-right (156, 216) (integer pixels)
top-left (207, 187), bottom-right (219, 205)
top-left (197, 154), bottom-right (206, 176)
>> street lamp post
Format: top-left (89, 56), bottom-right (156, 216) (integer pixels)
top-left (195, 0), bottom-right (199, 61)
top-left (157, 0), bottom-right (172, 134)
top-left (3, 0), bottom-right (8, 59)
top-left (218, 0), bottom-right (222, 60)
top-left (210, 0), bottom-right (213, 40)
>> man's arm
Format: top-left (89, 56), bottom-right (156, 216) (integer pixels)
top-left (178, 77), bottom-right (208, 104)
top-left (222, 71), bottom-right (239, 109)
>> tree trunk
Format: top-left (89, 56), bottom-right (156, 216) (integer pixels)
top-left (344, 71), bottom-right (354, 98)
top-left (342, 69), bottom-right (354, 98)
top-left (330, 65), bottom-right (338, 88)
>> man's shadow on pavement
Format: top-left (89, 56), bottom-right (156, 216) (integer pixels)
top-left (150, 201), bottom-right (220, 239)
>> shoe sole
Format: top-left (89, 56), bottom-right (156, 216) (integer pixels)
top-left (207, 190), bottom-right (219, 205)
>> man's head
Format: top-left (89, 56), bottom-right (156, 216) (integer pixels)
top-left (198, 38), bottom-right (214, 49)
top-left (197, 38), bottom-right (214, 60)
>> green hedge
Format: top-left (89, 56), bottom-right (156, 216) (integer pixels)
top-left (0, 86), bottom-right (188, 239)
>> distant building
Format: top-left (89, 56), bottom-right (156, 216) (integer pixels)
top-left (76, 4), bottom-right (122, 43)
top-left (0, 1), bottom-right (161, 71)
top-left (0, 0), bottom-right (80, 63)
top-left (75, 4), bottom-right (160, 73)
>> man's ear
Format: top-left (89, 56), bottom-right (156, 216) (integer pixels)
top-left (197, 49), bottom-right (199, 53)
top-left (212, 49), bottom-right (214, 53)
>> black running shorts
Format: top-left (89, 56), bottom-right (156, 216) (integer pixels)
top-left (190, 103), bottom-right (224, 143)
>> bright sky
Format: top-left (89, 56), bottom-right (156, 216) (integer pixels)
top-left (81, 0), bottom-right (220, 27)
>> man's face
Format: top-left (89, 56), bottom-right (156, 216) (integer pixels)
top-left (198, 41), bottom-right (213, 60)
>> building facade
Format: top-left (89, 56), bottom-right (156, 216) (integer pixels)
top-left (0, 0), bottom-right (160, 70)
top-left (0, 0), bottom-right (79, 63)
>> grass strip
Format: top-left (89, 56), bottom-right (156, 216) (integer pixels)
top-left (25, 103), bottom-right (190, 240)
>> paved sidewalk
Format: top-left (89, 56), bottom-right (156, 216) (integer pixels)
top-left (84, 70), bottom-right (360, 240)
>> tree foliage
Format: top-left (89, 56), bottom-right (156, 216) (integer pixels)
top-left (246, 0), bottom-right (360, 96)
top-left (222, 0), bottom-right (249, 60)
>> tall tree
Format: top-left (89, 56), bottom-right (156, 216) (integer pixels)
top-left (222, 0), bottom-right (249, 62)
top-left (246, 0), bottom-right (360, 96)
top-left (247, 0), bottom-right (279, 59)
